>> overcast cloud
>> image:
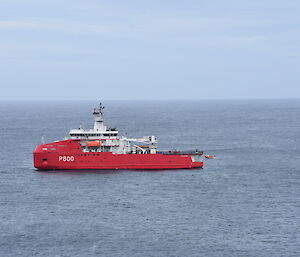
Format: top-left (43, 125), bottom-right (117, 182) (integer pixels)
top-left (0, 0), bottom-right (299, 100)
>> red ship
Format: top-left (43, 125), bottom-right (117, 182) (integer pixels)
top-left (33, 103), bottom-right (204, 170)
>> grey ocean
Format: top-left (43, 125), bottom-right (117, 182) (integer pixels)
top-left (0, 100), bottom-right (299, 257)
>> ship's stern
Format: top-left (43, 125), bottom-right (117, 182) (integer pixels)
top-left (190, 155), bottom-right (204, 168)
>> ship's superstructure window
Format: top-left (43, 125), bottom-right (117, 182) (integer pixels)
top-left (103, 133), bottom-right (118, 137)
top-left (70, 132), bottom-right (118, 137)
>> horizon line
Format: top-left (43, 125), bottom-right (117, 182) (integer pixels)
top-left (0, 97), bottom-right (300, 102)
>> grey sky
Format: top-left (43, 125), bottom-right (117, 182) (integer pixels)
top-left (0, 0), bottom-right (299, 100)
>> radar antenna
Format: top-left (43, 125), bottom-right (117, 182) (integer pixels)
top-left (99, 102), bottom-right (105, 114)
top-left (93, 102), bottom-right (105, 115)
top-left (92, 102), bottom-right (107, 131)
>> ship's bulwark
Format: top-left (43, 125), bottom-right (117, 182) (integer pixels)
top-left (34, 140), bottom-right (203, 170)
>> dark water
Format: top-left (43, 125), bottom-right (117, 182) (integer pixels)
top-left (0, 100), bottom-right (299, 257)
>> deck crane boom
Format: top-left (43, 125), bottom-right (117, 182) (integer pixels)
top-left (123, 136), bottom-right (157, 154)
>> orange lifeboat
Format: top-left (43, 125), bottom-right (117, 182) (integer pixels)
top-left (86, 140), bottom-right (101, 147)
top-left (205, 155), bottom-right (216, 159)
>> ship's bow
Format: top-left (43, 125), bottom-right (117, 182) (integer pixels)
top-left (33, 145), bottom-right (48, 170)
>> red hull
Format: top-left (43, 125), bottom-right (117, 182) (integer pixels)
top-left (33, 140), bottom-right (203, 170)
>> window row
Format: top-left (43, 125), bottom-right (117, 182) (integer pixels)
top-left (70, 133), bottom-right (118, 137)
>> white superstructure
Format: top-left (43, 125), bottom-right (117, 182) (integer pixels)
top-left (69, 103), bottom-right (157, 154)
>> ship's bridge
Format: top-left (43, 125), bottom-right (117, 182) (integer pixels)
top-left (69, 129), bottom-right (118, 139)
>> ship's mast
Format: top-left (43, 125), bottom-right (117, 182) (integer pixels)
top-left (93, 103), bottom-right (107, 131)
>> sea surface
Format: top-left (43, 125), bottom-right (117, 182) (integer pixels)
top-left (0, 100), bottom-right (299, 257)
